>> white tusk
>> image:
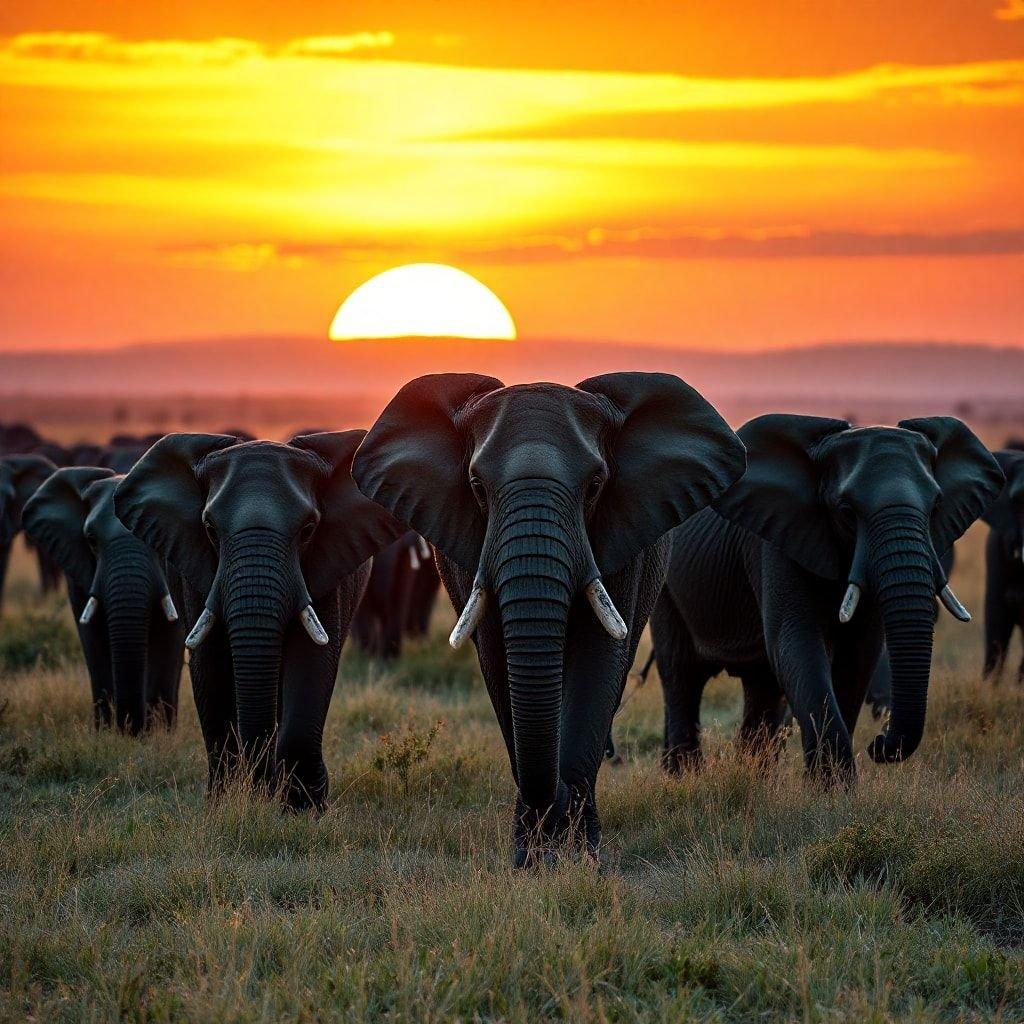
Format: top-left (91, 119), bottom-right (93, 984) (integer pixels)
top-left (161, 593), bottom-right (179, 622)
top-left (839, 583), bottom-right (861, 624)
top-left (79, 596), bottom-right (98, 625)
top-left (409, 545), bottom-right (421, 570)
top-left (939, 584), bottom-right (971, 623)
top-left (300, 604), bottom-right (330, 646)
top-left (185, 608), bottom-right (216, 650)
top-left (585, 578), bottom-right (628, 641)
top-left (449, 585), bottom-right (486, 649)
top-left (418, 536), bottom-right (431, 560)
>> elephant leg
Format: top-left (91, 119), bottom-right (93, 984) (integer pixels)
top-left (0, 538), bottom-right (11, 615)
top-left (68, 582), bottom-right (113, 728)
top-left (559, 556), bottom-right (653, 859)
top-left (762, 556), bottom-right (852, 783)
top-left (650, 587), bottom-right (711, 773)
top-left (983, 595), bottom-right (1013, 685)
top-left (189, 627), bottom-right (239, 794)
top-left (146, 617), bottom-right (185, 730)
top-left (278, 585), bottom-right (350, 810)
top-left (737, 667), bottom-right (788, 767)
top-left (831, 606), bottom-right (885, 736)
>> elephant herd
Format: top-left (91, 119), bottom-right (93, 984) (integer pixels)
top-left (1, 375), bottom-right (1023, 867)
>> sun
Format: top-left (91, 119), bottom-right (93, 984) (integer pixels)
top-left (329, 263), bottom-right (516, 341)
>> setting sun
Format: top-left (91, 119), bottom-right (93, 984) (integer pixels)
top-left (328, 263), bottom-right (517, 341)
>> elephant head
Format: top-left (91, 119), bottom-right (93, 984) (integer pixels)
top-left (113, 433), bottom-right (403, 775)
top-left (0, 454), bottom-right (56, 548)
top-left (353, 372), bottom-right (746, 818)
top-left (983, 449), bottom-right (1024, 564)
top-left (714, 415), bottom-right (1003, 763)
top-left (23, 467), bottom-right (180, 733)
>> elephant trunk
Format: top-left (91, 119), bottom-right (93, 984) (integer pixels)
top-left (492, 481), bottom-right (578, 816)
top-left (866, 506), bottom-right (937, 762)
top-left (220, 529), bottom-right (292, 787)
top-left (103, 541), bottom-right (154, 735)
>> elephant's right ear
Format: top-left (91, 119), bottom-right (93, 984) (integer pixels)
top-left (352, 373), bottom-right (504, 573)
top-left (22, 467), bottom-right (114, 589)
top-left (713, 414), bottom-right (851, 579)
top-left (114, 433), bottom-right (237, 594)
top-left (981, 450), bottom-right (1024, 533)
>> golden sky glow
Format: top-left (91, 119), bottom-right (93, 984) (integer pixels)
top-left (0, 2), bottom-right (1022, 351)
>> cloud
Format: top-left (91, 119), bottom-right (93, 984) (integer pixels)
top-left (994, 0), bottom-right (1024, 20)
top-left (161, 227), bottom-right (1024, 269)
top-left (0, 31), bottom-right (394, 67)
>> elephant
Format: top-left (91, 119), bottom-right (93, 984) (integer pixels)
top-left (406, 541), bottom-right (442, 638)
top-left (352, 531), bottom-right (437, 659)
top-left (981, 448), bottom-right (1024, 684)
top-left (352, 372), bottom-right (746, 865)
top-left (0, 454), bottom-right (58, 612)
top-left (113, 432), bottom-right (404, 809)
top-left (649, 415), bottom-right (1002, 781)
top-left (0, 421), bottom-right (43, 456)
top-left (864, 547), bottom-right (955, 719)
top-left (22, 468), bottom-right (185, 732)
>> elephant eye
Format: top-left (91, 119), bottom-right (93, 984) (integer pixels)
top-left (299, 520), bottom-right (317, 546)
top-left (585, 476), bottom-right (605, 503)
top-left (470, 477), bottom-right (487, 507)
top-left (203, 520), bottom-right (218, 548)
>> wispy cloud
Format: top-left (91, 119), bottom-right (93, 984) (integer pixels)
top-left (161, 227), bottom-right (1024, 269)
top-left (0, 31), bottom-right (395, 66)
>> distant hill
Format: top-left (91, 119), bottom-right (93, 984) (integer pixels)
top-left (2, 337), bottom-right (1022, 411)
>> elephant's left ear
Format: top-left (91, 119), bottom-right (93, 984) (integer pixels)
top-left (291, 431), bottom-right (407, 599)
top-left (979, 450), bottom-right (1024, 533)
top-left (22, 467), bottom-right (114, 590)
top-left (899, 417), bottom-right (1005, 553)
top-left (577, 372), bottom-right (747, 576)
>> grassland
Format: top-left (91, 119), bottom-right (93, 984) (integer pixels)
top-left (1, 520), bottom-right (1022, 1023)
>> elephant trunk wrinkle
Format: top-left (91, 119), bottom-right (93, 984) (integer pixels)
top-left (492, 480), bottom-right (580, 816)
top-left (866, 506), bottom-right (936, 762)
top-left (220, 529), bottom-right (295, 784)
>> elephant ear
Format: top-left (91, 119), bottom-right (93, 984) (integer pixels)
top-left (113, 433), bottom-right (237, 595)
top-left (352, 373), bottom-right (504, 573)
top-left (22, 467), bottom-right (114, 589)
top-left (978, 450), bottom-right (1023, 533)
top-left (899, 418), bottom-right (1005, 554)
top-left (290, 431), bottom-right (407, 599)
top-left (712, 414), bottom-right (851, 580)
top-left (576, 372), bottom-right (747, 576)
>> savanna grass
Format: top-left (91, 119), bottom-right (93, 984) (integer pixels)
top-left (1, 522), bottom-right (1022, 1022)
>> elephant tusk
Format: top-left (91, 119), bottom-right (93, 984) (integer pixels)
top-left (79, 596), bottom-right (99, 625)
top-left (300, 605), bottom-right (330, 646)
top-left (449, 585), bottom-right (486, 649)
top-left (586, 578), bottom-right (628, 641)
top-left (409, 545), bottom-right (421, 571)
top-left (185, 608), bottom-right (216, 650)
top-left (161, 593), bottom-right (179, 622)
top-left (417, 536), bottom-right (431, 560)
top-left (839, 583), bottom-right (861, 623)
top-left (938, 584), bottom-right (971, 623)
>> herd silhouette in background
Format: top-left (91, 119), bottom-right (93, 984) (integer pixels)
top-left (2, 374), bottom-right (1023, 865)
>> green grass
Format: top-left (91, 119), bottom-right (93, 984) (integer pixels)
top-left (1, 524), bottom-right (1023, 1023)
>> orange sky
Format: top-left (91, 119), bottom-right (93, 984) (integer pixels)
top-left (1, 1), bottom-right (1022, 352)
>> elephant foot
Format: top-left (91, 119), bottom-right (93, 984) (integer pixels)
top-left (662, 744), bottom-right (702, 775)
top-left (280, 764), bottom-right (329, 813)
top-left (511, 784), bottom-right (602, 869)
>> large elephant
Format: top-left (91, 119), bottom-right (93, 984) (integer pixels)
top-left (113, 432), bottom-right (404, 809)
top-left (0, 454), bottom-right (58, 613)
top-left (352, 531), bottom-right (437, 659)
top-left (981, 448), bottom-right (1024, 684)
top-left (22, 468), bottom-right (185, 732)
top-left (352, 372), bottom-right (746, 864)
top-left (650, 415), bottom-right (1002, 780)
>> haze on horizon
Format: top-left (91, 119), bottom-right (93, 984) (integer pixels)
top-left (1, 0), bottom-right (1022, 354)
